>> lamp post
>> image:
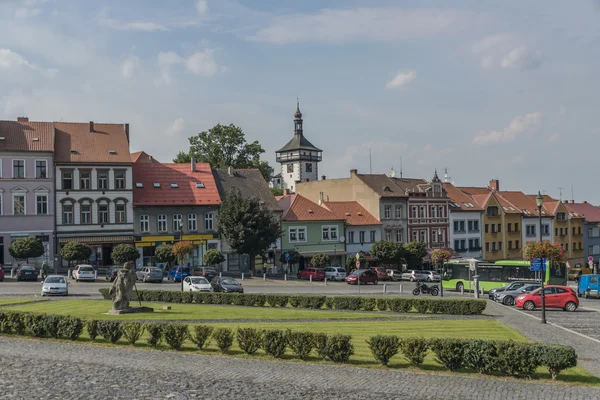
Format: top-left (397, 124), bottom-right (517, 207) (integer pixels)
top-left (470, 259), bottom-right (479, 299)
top-left (535, 191), bottom-right (547, 324)
top-left (438, 228), bottom-right (444, 297)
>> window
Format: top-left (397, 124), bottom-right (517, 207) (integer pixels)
top-left (469, 238), bottom-right (480, 249)
top-left (432, 230), bottom-right (437, 243)
top-left (136, 182), bottom-right (144, 188)
top-left (305, 163), bottom-right (312, 172)
top-left (0, 194), bottom-right (2, 216)
top-left (36, 195), bottom-right (48, 215)
top-left (508, 223), bottom-right (512, 232)
top-left (287, 164), bottom-right (294, 173)
top-left (497, 224), bottom-right (501, 233)
top-left (412, 231), bottom-right (418, 242)
top-left (508, 241), bottom-right (513, 250)
top-left (62, 171), bottom-right (73, 190)
top-left (420, 231), bottom-right (426, 243)
top-left (454, 240), bottom-right (460, 250)
top-left (116, 203), bottom-right (126, 224)
top-left (157, 215), bottom-right (167, 232)
top-left (492, 242), bottom-right (496, 251)
top-left (98, 170), bottom-right (108, 190)
top-left (565, 243), bottom-right (569, 251)
top-left (514, 223), bottom-right (519, 232)
top-left (360, 231), bottom-right (366, 243)
top-left (468, 220), bottom-right (480, 232)
top-left (153, 183), bottom-right (161, 188)
top-left (573, 227), bottom-right (576, 235)
top-left (170, 183), bottom-right (179, 188)
top-left (322, 226), bottom-right (338, 241)
top-left (498, 241), bottom-right (503, 251)
top-left (81, 204), bottom-right (91, 224)
top-left (486, 206), bottom-right (499, 216)
top-left (526, 225), bottom-right (536, 237)
top-left (438, 206), bottom-right (444, 218)
top-left (491, 224), bottom-right (496, 233)
top-left (348, 231), bottom-right (355, 243)
top-left (411, 206), bottom-right (418, 218)
top-left (395, 205), bottom-right (402, 219)
top-left (13, 195), bottom-right (25, 215)
top-left (387, 230), bottom-right (393, 241)
top-left (80, 171), bottom-right (91, 189)
top-left (188, 214), bottom-right (197, 231)
top-left (515, 240), bottom-right (520, 249)
top-left (173, 214), bottom-right (182, 231)
top-left (431, 206), bottom-right (437, 218)
top-left (98, 204), bottom-right (109, 224)
top-left (370, 230), bottom-right (376, 243)
top-left (395, 230), bottom-right (402, 243)
top-left (62, 204), bottom-right (73, 224)
top-left (35, 160), bottom-right (47, 178)
top-left (578, 227), bottom-right (582, 235)
top-left (485, 242), bottom-right (490, 251)
top-left (557, 212), bottom-right (566, 221)
top-left (384, 205), bottom-right (391, 219)
top-left (543, 224), bottom-right (550, 236)
top-left (289, 227), bottom-right (306, 243)
top-left (205, 213), bottom-right (214, 230)
top-left (115, 171), bottom-right (126, 189)
top-left (140, 215), bottom-right (149, 232)
top-left (420, 206), bottom-right (426, 218)
top-left (13, 160), bottom-right (25, 178)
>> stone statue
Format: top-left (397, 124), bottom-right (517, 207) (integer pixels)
top-left (109, 262), bottom-right (137, 311)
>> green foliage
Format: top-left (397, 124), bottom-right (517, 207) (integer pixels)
top-left (324, 297), bottom-right (334, 309)
top-left (495, 341), bottom-right (540, 378)
top-left (60, 242), bottom-right (92, 265)
top-left (25, 314), bottom-right (47, 337)
top-left (367, 335), bottom-right (400, 366)
top-left (263, 329), bottom-right (288, 358)
top-left (310, 253), bottom-right (330, 268)
top-left (404, 241), bottom-right (427, 268)
top-left (173, 151), bottom-right (191, 163)
top-left (86, 319), bottom-right (100, 340)
top-left (346, 252), bottom-right (367, 269)
top-left (122, 322), bottom-right (145, 345)
top-left (279, 250), bottom-right (300, 265)
top-left (203, 249), bottom-right (225, 267)
top-left (44, 314), bottom-right (61, 338)
top-left (145, 323), bottom-right (164, 348)
top-left (376, 297), bottom-right (390, 311)
top-left (286, 331), bottom-right (314, 360)
top-left (370, 241), bottom-right (403, 265)
top-left (213, 327), bottom-right (234, 353)
top-left (154, 245), bottom-right (176, 265)
top-left (266, 294), bottom-right (289, 307)
top-left (163, 324), bottom-right (189, 350)
top-left (58, 316), bottom-right (84, 340)
top-left (236, 328), bottom-right (264, 355)
top-left (399, 337), bottom-right (429, 365)
top-left (270, 187), bottom-right (283, 196)
top-left (539, 345), bottom-right (578, 380)
top-left (97, 320), bottom-right (123, 344)
top-left (289, 296), bottom-right (302, 308)
top-left (298, 295), bottom-right (326, 309)
top-left (9, 237), bottom-right (45, 261)
top-left (189, 325), bottom-right (213, 350)
top-left (463, 340), bottom-right (498, 374)
top-left (313, 333), bottom-right (329, 360)
top-left (429, 339), bottom-right (465, 372)
top-left (412, 299), bottom-right (429, 314)
top-left (325, 334), bottom-right (354, 363)
top-left (361, 297), bottom-right (377, 311)
top-left (111, 244), bottom-right (140, 265)
top-left (389, 298), bottom-right (412, 313)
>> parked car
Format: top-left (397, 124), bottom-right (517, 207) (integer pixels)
top-left (515, 285), bottom-right (579, 312)
top-left (345, 269), bottom-right (379, 285)
top-left (16, 265), bottom-right (38, 281)
top-left (495, 283), bottom-right (541, 306)
top-left (297, 267), bottom-right (327, 281)
top-left (105, 266), bottom-right (121, 282)
top-left (182, 276), bottom-right (212, 292)
top-left (136, 267), bottom-right (164, 283)
top-left (0, 266), bottom-right (4, 281)
top-left (193, 267), bottom-right (217, 282)
top-left (401, 270), bottom-right (427, 282)
top-left (323, 266), bottom-right (347, 281)
top-left (568, 267), bottom-right (591, 281)
top-left (41, 275), bottom-right (69, 296)
top-left (386, 269), bottom-right (403, 281)
top-left (211, 276), bottom-right (244, 293)
top-left (426, 271), bottom-right (441, 282)
top-left (71, 264), bottom-right (95, 282)
top-left (370, 266), bottom-right (390, 281)
top-left (168, 266), bottom-right (191, 282)
top-left (488, 281), bottom-right (539, 300)
top-left (577, 274), bottom-right (600, 298)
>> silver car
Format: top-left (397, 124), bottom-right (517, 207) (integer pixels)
top-left (401, 270), bottom-right (428, 281)
top-left (136, 267), bottom-right (164, 283)
top-left (41, 275), bottom-right (69, 296)
top-left (324, 266), bottom-right (347, 281)
top-left (386, 269), bottom-right (403, 281)
top-left (496, 284), bottom-right (541, 306)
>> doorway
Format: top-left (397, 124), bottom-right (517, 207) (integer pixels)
top-left (102, 246), bottom-right (113, 266)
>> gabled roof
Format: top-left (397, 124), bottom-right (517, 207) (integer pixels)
top-left (497, 191), bottom-right (543, 217)
top-left (322, 201), bottom-right (381, 226)
top-left (457, 186), bottom-right (522, 213)
top-left (525, 194), bottom-right (560, 216)
top-left (279, 194), bottom-right (344, 222)
top-left (564, 202), bottom-right (600, 222)
top-left (356, 174), bottom-right (409, 198)
top-left (132, 161), bottom-right (220, 206)
top-left (55, 122), bottom-right (131, 163)
top-left (0, 119), bottom-right (54, 152)
top-left (213, 168), bottom-right (281, 213)
top-left (131, 151), bottom-right (154, 163)
top-left (443, 184), bottom-right (483, 211)
top-left (277, 134), bottom-right (322, 153)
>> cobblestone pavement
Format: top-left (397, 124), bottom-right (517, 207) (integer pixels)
top-left (1, 336), bottom-right (600, 399)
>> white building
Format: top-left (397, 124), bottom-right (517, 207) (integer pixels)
top-left (444, 183), bottom-right (483, 259)
top-left (54, 121), bottom-right (134, 267)
top-left (275, 102), bottom-right (322, 193)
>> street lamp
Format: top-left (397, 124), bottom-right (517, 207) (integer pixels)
top-left (469, 259), bottom-right (479, 299)
top-left (438, 228), bottom-right (444, 297)
top-left (535, 191), bottom-right (547, 324)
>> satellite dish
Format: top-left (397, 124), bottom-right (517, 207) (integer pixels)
top-left (339, 236), bottom-right (346, 243)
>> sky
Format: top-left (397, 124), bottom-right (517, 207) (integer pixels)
top-left (2, 0), bottom-right (600, 202)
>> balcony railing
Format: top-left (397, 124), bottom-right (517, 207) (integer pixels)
top-left (276, 154), bottom-right (322, 163)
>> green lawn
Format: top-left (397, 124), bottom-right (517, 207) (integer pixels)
top-left (0, 298), bottom-right (48, 306)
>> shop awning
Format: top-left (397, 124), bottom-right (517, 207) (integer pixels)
top-left (58, 236), bottom-right (134, 244)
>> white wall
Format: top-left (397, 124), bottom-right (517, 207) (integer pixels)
top-left (346, 225), bottom-right (381, 255)
top-left (449, 210), bottom-right (482, 259)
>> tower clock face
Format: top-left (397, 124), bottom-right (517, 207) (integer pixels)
top-left (287, 164), bottom-right (294, 173)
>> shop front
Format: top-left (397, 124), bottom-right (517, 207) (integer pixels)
top-left (57, 235), bottom-right (134, 267)
top-left (134, 233), bottom-right (219, 267)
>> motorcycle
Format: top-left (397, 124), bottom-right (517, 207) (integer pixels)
top-left (412, 281), bottom-right (439, 296)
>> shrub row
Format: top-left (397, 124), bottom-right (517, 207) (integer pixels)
top-left (366, 336), bottom-right (577, 380)
top-left (98, 288), bottom-right (486, 315)
top-left (0, 311), bottom-right (84, 340)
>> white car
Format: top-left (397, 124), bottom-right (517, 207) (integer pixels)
top-left (183, 276), bottom-right (212, 292)
top-left (323, 266), bottom-right (347, 281)
top-left (72, 264), bottom-right (96, 282)
top-left (41, 275), bottom-right (69, 296)
top-left (426, 271), bottom-right (441, 282)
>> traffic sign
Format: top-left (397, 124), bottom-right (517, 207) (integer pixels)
top-left (285, 252), bottom-right (290, 261)
top-left (530, 258), bottom-right (546, 272)
top-left (589, 256), bottom-right (594, 262)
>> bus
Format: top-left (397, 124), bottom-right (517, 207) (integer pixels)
top-left (442, 259), bottom-right (568, 293)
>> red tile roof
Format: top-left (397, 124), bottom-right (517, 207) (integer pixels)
top-left (322, 201), bottom-right (381, 226)
top-left (496, 191), bottom-right (543, 216)
top-left (443, 184), bottom-right (483, 211)
top-left (564, 202), bottom-right (600, 222)
top-left (54, 122), bottom-right (131, 163)
top-left (132, 162), bottom-right (220, 206)
top-left (131, 151), bottom-right (155, 163)
top-left (280, 194), bottom-right (344, 221)
top-left (458, 187), bottom-right (522, 214)
top-left (0, 119), bottom-right (54, 152)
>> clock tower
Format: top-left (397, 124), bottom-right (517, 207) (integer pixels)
top-left (275, 102), bottom-right (322, 192)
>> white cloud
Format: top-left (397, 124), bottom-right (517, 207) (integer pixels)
top-left (501, 46), bottom-right (543, 69)
top-left (472, 112), bottom-right (542, 145)
top-left (251, 8), bottom-right (484, 43)
top-left (185, 50), bottom-right (218, 76)
top-left (472, 34), bottom-right (542, 70)
top-left (121, 56), bottom-right (140, 79)
top-left (196, 0), bottom-right (208, 14)
top-left (157, 51), bottom-right (183, 84)
top-left (97, 9), bottom-right (168, 32)
top-left (166, 117), bottom-right (186, 136)
top-left (548, 133), bottom-right (561, 143)
top-left (0, 48), bottom-right (56, 77)
top-left (480, 55), bottom-right (493, 68)
top-left (385, 70), bottom-right (416, 89)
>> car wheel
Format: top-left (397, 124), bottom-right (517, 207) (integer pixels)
top-left (296, 274), bottom-right (301, 279)
top-left (565, 301), bottom-right (578, 312)
top-left (410, 277), bottom-right (415, 282)
top-left (76, 279), bottom-right (79, 282)
top-left (65, 291), bottom-right (68, 296)
top-left (584, 292), bottom-right (589, 299)
top-left (523, 301), bottom-right (536, 311)
top-left (456, 282), bottom-right (464, 292)
top-left (373, 280), bottom-right (378, 285)
top-left (503, 296), bottom-right (515, 306)
top-left (41, 292), bottom-right (45, 297)
top-left (143, 277), bottom-right (147, 283)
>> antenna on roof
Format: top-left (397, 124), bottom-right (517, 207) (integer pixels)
top-left (557, 187), bottom-right (563, 201)
top-left (369, 148), bottom-right (372, 174)
top-left (571, 184), bottom-right (574, 202)
top-left (400, 156), bottom-right (403, 178)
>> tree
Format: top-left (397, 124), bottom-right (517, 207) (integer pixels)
top-left (217, 188), bottom-right (281, 272)
top-left (154, 244), bottom-right (176, 268)
top-left (431, 249), bottom-right (453, 264)
top-left (279, 250), bottom-right (300, 265)
top-left (311, 253), bottom-right (330, 268)
top-left (60, 242), bottom-right (92, 267)
top-left (271, 187), bottom-right (283, 196)
top-left (9, 238), bottom-right (45, 263)
top-left (524, 241), bottom-right (565, 263)
top-left (172, 241), bottom-right (194, 266)
top-left (370, 241), bottom-right (403, 265)
top-left (346, 252), bottom-right (367, 270)
top-left (176, 123), bottom-right (274, 182)
top-left (404, 241), bottom-right (427, 268)
top-left (203, 249), bottom-right (225, 269)
top-left (111, 244), bottom-right (140, 265)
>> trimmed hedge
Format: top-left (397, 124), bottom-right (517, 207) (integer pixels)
top-left (0, 311), bottom-right (84, 340)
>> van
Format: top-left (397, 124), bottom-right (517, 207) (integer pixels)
top-left (577, 274), bottom-right (600, 298)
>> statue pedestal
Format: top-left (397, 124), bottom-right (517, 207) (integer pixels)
top-left (108, 306), bottom-right (154, 315)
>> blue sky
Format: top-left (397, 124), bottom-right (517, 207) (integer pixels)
top-left (2, 0), bottom-right (600, 202)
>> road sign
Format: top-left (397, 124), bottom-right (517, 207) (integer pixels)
top-left (589, 256), bottom-right (594, 262)
top-left (355, 259), bottom-right (361, 268)
top-left (285, 252), bottom-right (290, 261)
top-left (530, 258), bottom-right (546, 272)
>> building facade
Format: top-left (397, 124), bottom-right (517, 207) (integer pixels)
top-left (444, 183), bottom-right (483, 259)
top-left (565, 201), bottom-right (600, 269)
top-left (0, 118), bottom-right (55, 267)
top-left (321, 201), bottom-right (382, 255)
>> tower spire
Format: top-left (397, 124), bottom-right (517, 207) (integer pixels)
top-left (294, 99), bottom-right (303, 135)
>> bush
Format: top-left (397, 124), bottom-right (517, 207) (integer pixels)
top-left (266, 295), bottom-right (289, 308)
top-left (0, 311), bottom-right (9, 333)
top-left (399, 337), bottom-right (428, 365)
top-left (376, 298), bottom-right (390, 311)
top-left (86, 319), bottom-right (100, 341)
top-left (58, 316), bottom-right (84, 340)
top-left (367, 335), bottom-right (400, 366)
top-left (361, 297), bottom-right (377, 311)
top-left (324, 297), bottom-right (335, 309)
top-left (182, 292), bottom-right (194, 304)
top-left (163, 324), bottom-right (189, 350)
top-left (412, 299), bottom-right (429, 314)
top-left (189, 325), bottom-right (214, 350)
top-left (325, 334), bottom-right (354, 363)
top-left (6, 312), bottom-right (26, 335)
top-left (495, 341), bottom-right (540, 378)
top-left (287, 331), bottom-right (314, 360)
top-left (145, 323), bottom-right (164, 348)
top-left (231, 294), bottom-right (245, 306)
top-left (429, 338), bottom-right (465, 372)
top-left (122, 322), bottom-right (145, 345)
top-left (213, 328), bottom-right (234, 353)
top-left (289, 296), bottom-right (302, 308)
top-left (44, 315), bottom-right (62, 338)
top-left (98, 321), bottom-right (123, 344)
top-left (463, 340), bottom-right (498, 374)
top-left (236, 328), bottom-right (264, 355)
top-left (540, 345), bottom-right (577, 380)
top-left (300, 296), bottom-right (326, 309)
top-left (389, 298), bottom-right (411, 313)
top-left (347, 297), bottom-right (362, 311)
top-left (25, 314), bottom-right (47, 337)
top-left (313, 333), bottom-right (329, 360)
top-left (99, 288), bottom-right (111, 299)
top-left (263, 330), bottom-right (288, 358)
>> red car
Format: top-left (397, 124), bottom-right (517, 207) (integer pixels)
top-left (346, 269), bottom-right (379, 285)
top-left (515, 285), bottom-right (579, 312)
top-left (0, 265), bottom-right (4, 281)
top-left (297, 267), bottom-right (327, 281)
top-left (370, 266), bottom-right (389, 281)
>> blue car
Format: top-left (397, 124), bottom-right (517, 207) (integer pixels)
top-left (577, 274), bottom-right (600, 299)
top-left (168, 266), bottom-right (191, 282)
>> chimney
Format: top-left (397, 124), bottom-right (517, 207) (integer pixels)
top-left (228, 166), bottom-right (234, 177)
top-left (321, 175), bottom-right (326, 180)
top-left (89, 121), bottom-right (94, 133)
top-left (191, 157), bottom-right (197, 172)
top-left (17, 117), bottom-right (28, 122)
top-left (318, 192), bottom-right (324, 205)
top-left (149, 155), bottom-right (153, 163)
top-left (283, 189), bottom-right (290, 196)
top-left (124, 123), bottom-right (130, 143)
top-left (304, 178), bottom-right (310, 182)
top-left (488, 179), bottom-right (499, 192)
top-left (350, 169), bottom-right (358, 176)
